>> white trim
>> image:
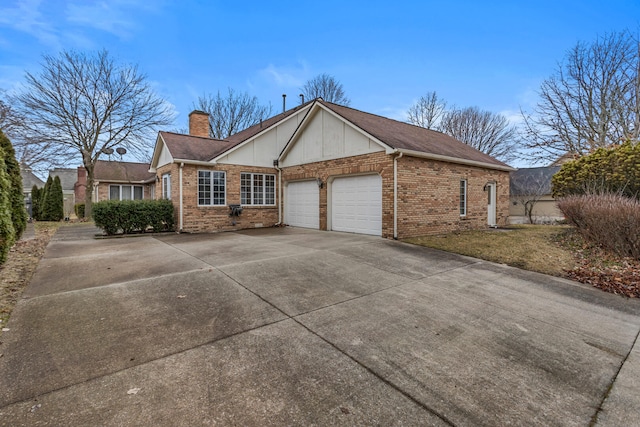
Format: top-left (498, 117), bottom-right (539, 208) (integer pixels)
top-left (211, 104), bottom-right (313, 162)
top-left (240, 172), bottom-right (276, 206)
top-left (179, 163), bottom-right (184, 232)
top-left (396, 149), bottom-right (515, 172)
top-left (459, 179), bottom-right (467, 217)
top-left (197, 170), bottom-right (227, 207)
top-left (279, 101), bottom-right (394, 162)
top-left (393, 152), bottom-right (403, 239)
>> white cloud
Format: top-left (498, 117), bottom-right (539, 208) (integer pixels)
top-left (65, 0), bottom-right (160, 39)
top-left (259, 62), bottom-right (310, 88)
top-left (0, 0), bottom-right (61, 48)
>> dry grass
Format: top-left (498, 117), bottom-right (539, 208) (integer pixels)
top-left (0, 222), bottom-right (60, 333)
top-left (404, 225), bottom-right (576, 277)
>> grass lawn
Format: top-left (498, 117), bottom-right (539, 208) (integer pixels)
top-left (404, 225), bottom-right (576, 277)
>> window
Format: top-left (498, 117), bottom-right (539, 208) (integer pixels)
top-left (241, 173), bottom-right (275, 205)
top-left (198, 170), bottom-right (226, 206)
top-left (459, 180), bottom-right (467, 216)
top-left (162, 174), bottom-right (171, 200)
top-left (109, 185), bottom-right (144, 200)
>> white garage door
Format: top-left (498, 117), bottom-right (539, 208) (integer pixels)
top-left (285, 181), bottom-right (319, 229)
top-left (332, 174), bottom-right (382, 236)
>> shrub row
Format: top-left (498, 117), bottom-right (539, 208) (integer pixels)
top-left (74, 203), bottom-right (85, 219)
top-left (558, 193), bottom-right (640, 259)
top-left (93, 199), bottom-right (174, 235)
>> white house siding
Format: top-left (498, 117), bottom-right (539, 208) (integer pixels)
top-left (281, 108), bottom-right (384, 167)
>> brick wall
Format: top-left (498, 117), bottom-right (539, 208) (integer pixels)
top-left (157, 163), bottom-right (279, 233)
top-left (282, 152), bottom-right (395, 237)
top-left (93, 182), bottom-right (154, 202)
top-left (396, 156), bottom-right (510, 238)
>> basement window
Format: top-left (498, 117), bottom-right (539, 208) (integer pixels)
top-left (241, 173), bottom-right (275, 206)
top-left (198, 170), bottom-right (226, 206)
top-left (459, 179), bottom-right (467, 217)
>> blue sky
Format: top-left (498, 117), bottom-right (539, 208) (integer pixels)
top-left (1, 0), bottom-right (639, 166)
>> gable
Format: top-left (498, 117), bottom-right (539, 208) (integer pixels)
top-left (215, 106), bottom-right (310, 167)
top-left (280, 107), bottom-right (386, 167)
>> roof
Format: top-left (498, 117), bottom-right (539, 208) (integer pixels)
top-left (20, 166), bottom-right (45, 190)
top-left (317, 101), bottom-right (511, 169)
top-left (49, 168), bottom-right (77, 191)
top-left (94, 160), bottom-right (155, 183)
top-left (510, 166), bottom-right (561, 196)
top-left (158, 100), bottom-right (315, 163)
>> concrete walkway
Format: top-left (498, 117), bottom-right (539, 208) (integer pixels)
top-left (1, 224), bottom-right (639, 426)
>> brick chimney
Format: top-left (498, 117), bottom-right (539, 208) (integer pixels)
top-left (189, 110), bottom-right (210, 138)
top-left (75, 166), bottom-right (87, 202)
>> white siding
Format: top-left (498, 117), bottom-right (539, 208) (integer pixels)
top-left (217, 107), bottom-right (309, 167)
top-left (157, 143), bottom-right (173, 168)
top-left (281, 109), bottom-right (384, 167)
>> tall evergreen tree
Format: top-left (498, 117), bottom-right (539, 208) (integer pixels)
top-left (0, 145), bottom-right (16, 264)
top-left (31, 185), bottom-right (41, 220)
top-left (50, 176), bottom-right (64, 221)
top-left (0, 130), bottom-right (27, 239)
top-left (40, 176), bottom-right (52, 221)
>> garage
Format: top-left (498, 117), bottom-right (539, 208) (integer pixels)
top-left (331, 174), bottom-right (382, 236)
top-left (285, 180), bottom-right (319, 229)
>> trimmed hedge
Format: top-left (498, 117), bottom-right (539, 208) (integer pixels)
top-left (0, 145), bottom-right (16, 264)
top-left (74, 203), bottom-right (85, 219)
top-left (0, 131), bottom-right (27, 239)
top-left (93, 199), bottom-right (174, 235)
top-left (558, 193), bottom-right (640, 259)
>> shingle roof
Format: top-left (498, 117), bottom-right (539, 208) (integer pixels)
top-left (94, 160), bottom-right (155, 183)
top-left (318, 101), bottom-right (511, 168)
top-left (49, 168), bottom-right (77, 191)
top-left (20, 167), bottom-right (45, 190)
top-left (159, 131), bottom-right (234, 162)
top-left (510, 166), bottom-right (560, 196)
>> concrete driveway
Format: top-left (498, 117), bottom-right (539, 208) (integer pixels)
top-left (1, 224), bottom-right (639, 426)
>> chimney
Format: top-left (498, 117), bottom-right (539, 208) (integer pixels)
top-left (75, 166), bottom-right (87, 203)
top-left (189, 110), bottom-right (210, 138)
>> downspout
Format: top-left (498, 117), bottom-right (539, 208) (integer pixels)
top-left (179, 162), bottom-right (184, 232)
top-left (274, 161), bottom-right (282, 225)
top-left (393, 151), bottom-right (403, 240)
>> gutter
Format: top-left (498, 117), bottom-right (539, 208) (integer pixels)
top-left (179, 162), bottom-right (184, 232)
top-left (397, 149), bottom-right (516, 172)
top-left (274, 161), bottom-right (282, 225)
top-left (393, 151), bottom-right (403, 240)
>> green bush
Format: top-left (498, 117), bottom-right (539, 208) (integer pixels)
top-left (558, 193), bottom-right (640, 259)
top-left (93, 199), bottom-right (174, 235)
top-left (0, 145), bottom-right (16, 264)
top-left (0, 131), bottom-right (27, 239)
top-left (74, 203), bottom-right (85, 219)
top-left (552, 140), bottom-right (640, 199)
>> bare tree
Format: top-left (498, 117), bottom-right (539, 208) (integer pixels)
top-left (521, 30), bottom-right (639, 162)
top-left (407, 91), bottom-right (447, 129)
top-left (195, 89), bottom-right (273, 139)
top-left (12, 50), bottom-right (174, 218)
top-left (301, 73), bottom-right (350, 106)
top-left (440, 106), bottom-right (519, 163)
top-left (510, 167), bottom-right (558, 224)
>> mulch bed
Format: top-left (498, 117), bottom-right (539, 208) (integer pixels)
top-left (556, 229), bottom-right (640, 298)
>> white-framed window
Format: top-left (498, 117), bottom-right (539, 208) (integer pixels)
top-left (162, 173), bottom-right (171, 200)
top-left (109, 185), bottom-right (144, 200)
top-left (459, 179), bottom-right (467, 216)
top-left (241, 173), bottom-right (275, 206)
top-left (198, 170), bottom-right (226, 206)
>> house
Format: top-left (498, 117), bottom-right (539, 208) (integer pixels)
top-left (509, 166), bottom-right (563, 224)
top-left (20, 164), bottom-right (45, 218)
top-left (75, 160), bottom-right (156, 203)
top-left (48, 168), bottom-right (77, 219)
top-left (149, 99), bottom-right (514, 239)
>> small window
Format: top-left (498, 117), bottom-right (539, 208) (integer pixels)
top-left (241, 173), bottom-right (276, 206)
top-left (162, 174), bottom-right (171, 200)
top-left (460, 180), bottom-right (467, 216)
top-left (198, 170), bottom-right (226, 206)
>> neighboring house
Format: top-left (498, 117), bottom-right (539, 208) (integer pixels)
top-left (75, 160), bottom-right (156, 203)
top-left (20, 164), bottom-right (45, 218)
top-left (49, 168), bottom-right (77, 219)
top-left (509, 166), bottom-right (563, 224)
top-left (149, 99), bottom-right (514, 239)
